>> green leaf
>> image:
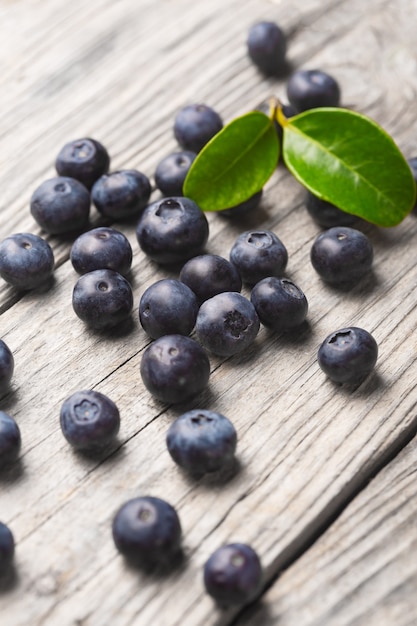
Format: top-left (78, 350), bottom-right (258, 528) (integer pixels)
top-left (183, 111), bottom-right (279, 211)
top-left (280, 107), bottom-right (416, 227)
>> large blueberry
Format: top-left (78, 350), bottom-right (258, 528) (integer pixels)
top-left (318, 327), bottom-right (378, 384)
top-left (136, 197), bottom-right (209, 265)
top-left (0, 412), bottom-right (21, 469)
top-left (179, 254), bottom-right (242, 303)
top-left (0, 340), bottom-right (14, 393)
top-left (60, 389), bottom-right (120, 450)
top-left (139, 279), bottom-right (199, 339)
top-left (30, 176), bottom-right (90, 234)
top-left (0, 233), bottom-right (54, 290)
top-left (140, 334), bottom-right (210, 404)
top-left (251, 277), bottom-right (308, 331)
top-left (196, 292), bottom-right (260, 357)
top-left (155, 151), bottom-right (197, 196)
top-left (230, 230), bottom-right (288, 285)
top-left (174, 104), bottom-right (223, 153)
top-left (92, 170), bottom-right (151, 220)
top-left (55, 138), bottom-right (110, 190)
top-left (305, 191), bottom-right (357, 228)
top-left (72, 269), bottom-right (133, 329)
top-left (247, 21), bottom-right (287, 75)
top-left (166, 409), bottom-right (237, 475)
top-left (112, 496), bottom-right (182, 566)
top-left (70, 227), bottom-right (132, 276)
top-left (0, 522), bottom-right (15, 574)
top-left (287, 69), bottom-right (341, 113)
top-left (204, 543), bottom-right (262, 606)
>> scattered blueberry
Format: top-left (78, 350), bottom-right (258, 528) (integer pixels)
top-left (72, 269), bottom-right (133, 329)
top-left (0, 412), bottom-right (21, 469)
top-left (179, 254), bottom-right (242, 303)
top-left (55, 138), bottom-right (110, 190)
top-left (70, 227), bottom-right (132, 276)
top-left (0, 522), bottom-right (15, 574)
top-left (287, 69), bottom-right (341, 113)
top-left (0, 233), bottom-right (54, 290)
top-left (318, 327), bottom-right (378, 384)
top-left (251, 277), bottom-right (308, 331)
top-left (204, 543), bottom-right (262, 606)
top-left (139, 279), bottom-right (199, 339)
top-left (247, 21), bottom-right (287, 75)
top-left (174, 104), bottom-right (223, 153)
top-left (196, 292), bottom-right (260, 357)
top-left (230, 230), bottom-right (288, 285)
top-left (217, 190), bottom-right (263, 219)
top-left (136, 197), bottom-right (209, 265)
top-left (92, 170), bottom-right (151, 220)
top-left (305, 191), bottom-right (358, 228)
top-left (30, 176), bottom-right (91, 235)
top-left (166, 409), bottom-right (237, 475)
top-left (310, 226), bottom-right (373, 285)
top-left (60, 389), bottom-right (120, 450)
top-left (0, 340), bottom-right (14, 393)
top-left (112, 496), bottom-right (182, 567)
top-left (155, 151), bottom-right (197, 196)
top-left (140, 334), bottom-right (210, 404)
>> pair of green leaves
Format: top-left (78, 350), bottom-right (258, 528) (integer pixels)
top-left (183, 102), bottom-right (416, 227)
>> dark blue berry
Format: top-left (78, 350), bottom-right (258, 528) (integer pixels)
top-left (0, 412), bottom-right (21, 469)
top-left (318, 327), bottom-right (378, 384)
top-left (70, 227), bottom-right (132, 276)
top-left (305, 191), bottom-right (358, 228)
top-left (72, 269), bottom-right (133, 329)
top-left (155, 151), bottom-right (197, 196)
top-left (251, 277), bottom-right (308, 331)
top-left (30, 176), bottom-right (90, 234)
top-left (136, 197), bottom-right (209, 265)
top-left (217, 190), bottom-right (263, 219)
top-left (0, 522), bottom-right (15, 574)
top-left (174, 104), bottom-right (223, 153)
top-left (0, 340), bottom-right (14, 393)
top-left (139, 279), bottom-right (199, 339)
top-left (196, 292), bottom-right (260, 357)
top-left (230, 230), bottom-right (288, 285)
top-left (310, 226), bottom-right (373, 285)
top-left (55, 138), bottom-right (110, 190)
top-left (112, 496), bottom-right (182, 566)
top-left (140, 334), bottom-right (210, 404)
top-left (60, 389), bottom-right (120, 450)
top-left (92, 170), bottom-right (151, 220)
top-left (247, 21), bottom-right (287, 75)
top-left (166, 409), bottom-right (237, 475)
top-left (0, 233), bottom-right (54, 290)
top-left (287, 69), bottom-right (341, 113)
top-left (204, 543), bottom-right (262, 606)
top-left (180, 254), bottom-right (242, 303)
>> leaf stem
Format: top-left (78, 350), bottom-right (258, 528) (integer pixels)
top-left (276, 103), bottom-right (290, 128)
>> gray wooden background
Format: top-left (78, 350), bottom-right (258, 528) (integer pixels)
top-left (1, 0), bottom-right (417, 624)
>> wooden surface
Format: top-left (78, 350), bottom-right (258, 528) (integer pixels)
top-left (1, 0), bottom-right (417, 625)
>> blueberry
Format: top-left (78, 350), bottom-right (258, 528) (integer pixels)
top-left (0, 233), bottom-right (54, 290)
top-left (251, 277), bottom-right (308, 331)
top-left (407, 157), bottom-right (417, 208)
top-left (166, 409), bottom-right (237, 475)
top-left (55, 138), bottom-right (110, 190)
top-left (247, 21), bottom-right (286, 75)
top-left (70, 227), bottom-right (132, 276)
top-left (30, 176), bottom-right (90, 235)
top-left (310, 226), bottom-right (373, 285)
top-left (204, 543), bottom-right (262, 606)
top-left (92, 170), bottom-right (151, 220)
top-left (72, 269), bottom-right (133, 329)
top-left (179, 254), bottom-right (242, 303)
top-left (174, 104), bottom-right (223, 153)
top-left (305, 191), bottom-right (358, 228)
top-left (287, 69), bottom-right (341, 113)
top-left (60, 389), bottom-right (120, 450)
top-left (139, 279), bottom-right (199, 339)
top-left (230, 230), bottom-right (288, 285)
top-left (155, 151), bottom-right (197, 196)
top-left (318, 327), bottom-right (378, 384)
top-left (0, 522), bottom-right (15, 574)
top-left (0, 412), bottom-right (21, 469)
top-left (112, 496), bottom-right (182, 566)
top-left (0, 340), bottom-right (14, 393)
top-left (140, 334), bottom-right (210, 404)
top-left (196, 292), bottom-right (260, 357)
top-left (136, 197), bottom-right (209, 265)
top-left (217, 190), bottom-right (263, 219)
